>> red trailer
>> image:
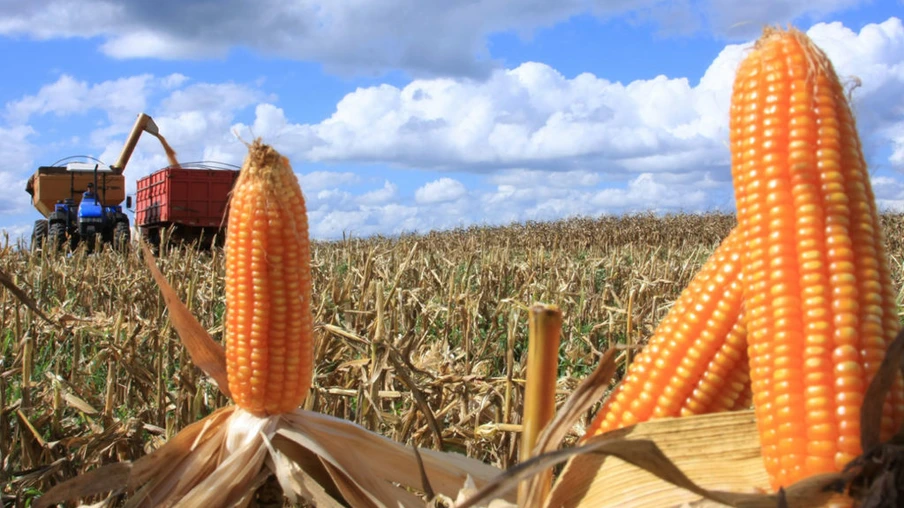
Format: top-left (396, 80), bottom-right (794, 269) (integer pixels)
top-left (133, 164), bottom-right (240, 249)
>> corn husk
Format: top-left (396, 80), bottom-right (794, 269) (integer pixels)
top-left (545, 410), bottom-right (772, 507)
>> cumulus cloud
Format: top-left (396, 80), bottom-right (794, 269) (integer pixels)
top-left (247, 16), bottom-right (904, 237)
top-left (4, 74), bottom-right (158, 125)
top-left (415, 178), bottom-right (468, 204)
top-left (244, 17), bottom-right (904, 179)
top-left (298, 165), bottom-right (722, 240)
top-left (357, 181), bottom-right (398, 206)
top-left (0, 124), bottom-right (36, 170)
top-left (0, 72), bottom-right (269, 191)
top-left (246, 64), bottom-right (734, 176)
top-left (0, 0), bottom-right (872, 78)
top-left (0, 125), bottom-right (37, 214)
top-left (478, 169), bottom-right (718, 224)
top-left (0, 171), bottom-right (31, 215)
top-left (305, 183), bottom-right (421, 239)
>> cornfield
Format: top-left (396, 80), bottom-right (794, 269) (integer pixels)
top-left (3, 211), bottom-right (904, 506)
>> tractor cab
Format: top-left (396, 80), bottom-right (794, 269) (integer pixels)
top-left (77, 182), bottom-right (105, 238)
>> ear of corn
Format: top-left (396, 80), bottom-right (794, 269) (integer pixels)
top-left (585, 226), bottom-right (750, 437)
top-left (729, 27), bottom-right (904, 489)
top-left (225, 139), bottom-right (314, 416)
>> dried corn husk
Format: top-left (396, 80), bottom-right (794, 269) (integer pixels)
top-left (545, 410), bottom-right (772, 508)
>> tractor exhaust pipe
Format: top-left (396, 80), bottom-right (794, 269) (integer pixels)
top-left (111, 113), bottom-right (159, 175)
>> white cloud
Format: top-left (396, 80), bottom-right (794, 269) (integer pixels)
top-left (4, 74), bottom-right (159, 125)
top-left (0, 125), bottom-right (37, 215)
top-left (0, 171), bottom-right (31, 215)
top-left (255, 62), bottom-right (735, 175)
top-left (161, 73), bottom-right (190, 89)
top-left (312, 188), bottom-right (353, 210)
top-left (100, 30), bottom-right (227, 61)
top-left (158, 83), bottom-right (267, 117)
top-left (591, 173), bottom-right (707, 210)
top-left (478, 169), bottom-right (717, 224)
top-left (236, 17), bottom-right (904, 181)
top-left (0, 124), bottom-right (36, 170)
top-left (1, 71), bottom-right (273, 220)
top-left (415, 178), bottom-right (467, 204)
top-left (356, 181), bottom-right (398, 206)
top-left (892, 139), bottom-right (904, 168)
top-left (0, 1), bottom-right (874, 78)
top-left (307, 200), bottom-right (420, 240)
top-left (299, 171), bottom-right (360, 192)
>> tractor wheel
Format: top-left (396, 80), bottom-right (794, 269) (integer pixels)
top-left (31, 220), bottom-right (48, 250)
top-left (114, 221), bottom-right (131, 251)
top-left (48, 222), bottom-right (67, 252)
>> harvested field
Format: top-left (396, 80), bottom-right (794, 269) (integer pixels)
top-left (3, 211), bottom-right (904, 505)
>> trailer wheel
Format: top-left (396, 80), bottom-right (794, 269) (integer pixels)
top-left (114, 221), bottom-right (131, 251)
top-left (48, 222), bottom-right (67, 252)
top-left (31, 220), bottom-right (48, 250)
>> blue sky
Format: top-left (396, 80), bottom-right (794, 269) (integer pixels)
top-left (1, 0), bottom-right (903, 242)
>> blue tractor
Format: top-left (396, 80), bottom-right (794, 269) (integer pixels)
top-left (42, 169), bottom-right (132, 252)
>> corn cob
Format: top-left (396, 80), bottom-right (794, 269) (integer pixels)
top-left (585, 226), bottom-right (750, 437)
top-left (730, 27), bottom-right (904, 489)
top-left (225, 139), bottom-right (314, 416)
